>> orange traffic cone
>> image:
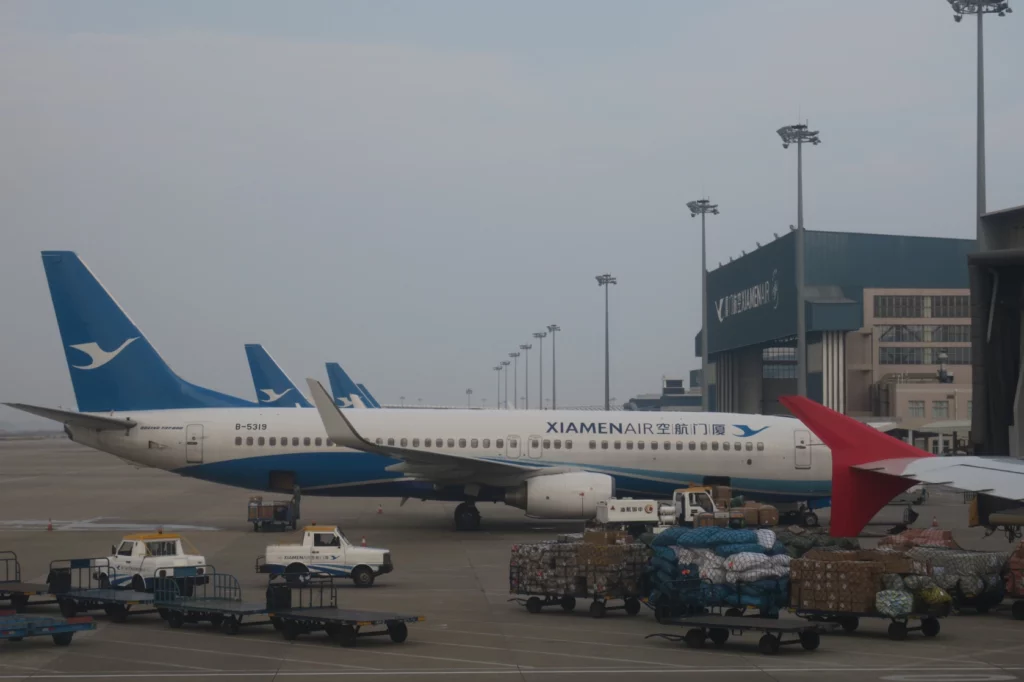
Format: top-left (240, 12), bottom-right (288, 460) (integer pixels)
top-left (360, 536), bottom-right (367, 547)
top-left (931, 516), bottom-right (939, 528)
top-left (47, 518), bottom-right (53, 532)
top-left (377, 504), bottom-right (383, 515)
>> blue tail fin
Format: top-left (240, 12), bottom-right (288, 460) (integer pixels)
top-left (245, 344), bottom-right (312, 408)
top-left (42, 251), bottom-right (254, 412)
top-left (357, 383), bottom-right (382, 408)
top-left (325, 363), bottom-right (372, 408)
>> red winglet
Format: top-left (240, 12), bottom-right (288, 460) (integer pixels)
top-left (779, 395), bottom-right (933, 538)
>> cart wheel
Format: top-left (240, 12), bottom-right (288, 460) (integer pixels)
top-left (625, 598), bottom-right (641, 616)
top-left (388, 622), bottom-right (409, 644)
top-left (589, 601), bottom-right (607, 619)
top-left (526, 597), bottom-right (542, 614)
top-left (725, 607), bottom-right (743, 618)
top-left (840, 616), bottom-right (859, 633)
top-left (108, 604), bottom-right (128, 623)
top-left (654, 605), bottom-right (671, 623)
top-left (10, 594), bottom-right (29, 613)
top-left (167, 611), bottom-right (185, 629)
top-left (799, 630), bottom-right (820, 651)
top-left (684, 628), bottom-right (706, 648)
top-left (976, 602), bottom-right (991, 615)
top-left (334, 625), bottom-right (358, 647)
top-left (281, 621), bottom-right (300, 641)
top-left (560, 596), bottom-right (576, 612)
top-left (209, 614), bottom-right (224, 628)
top-left (270, 617), bottom-right (283, 631)
top-left (888, 621), bottom-right (908, 641)
top-left (921, 617), bottom-right (940, 638)
top-left (221, 617), bottom-right (240, 635)
top-left (1013, 601), bottom-right (1024, 621)
top-left (758, 633), bottom-right (780, 655)
top-left (708, 628), bottom-right (729, 647)
top-left (59, 599), bottom-right (77, 619)
top-left (52, 632), bottom-right (74, 647)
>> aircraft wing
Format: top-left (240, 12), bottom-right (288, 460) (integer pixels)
top-left (3, 403), bottom-right (137, 431)
top-left (306, 379), bottom-right (556, 486)
top-left (779, 395), bottom-right (1024, 537)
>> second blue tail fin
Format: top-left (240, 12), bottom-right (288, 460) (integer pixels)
top-left (245, 344), bottom-right (312, 408)
top-left (325, 363), bottom-right (372, 408)
top-left (43, 251), bottom-right (255, 413)
top-left (357, 383), bottom-right (381, 408)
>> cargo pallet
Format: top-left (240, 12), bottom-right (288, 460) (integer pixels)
top-left (795, 606), bottom-right (948, 641)
top-left (0, 611), bottom-right (96, 646)
top-left (646, 614), bottom-right (825, 655)
top-left (48, 558), bottom-right (158, 622)
top-left (0, 551), bottom-right (57, 612)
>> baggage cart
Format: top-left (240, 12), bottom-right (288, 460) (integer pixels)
top-left (646, 614), bottom-right (826, 655)
top-left (508, 555), bottom-right (642, 618)
top-left (248, 495), bottom-right (298, 532)
top-left (794, 603), bottom-right (948, 641)
top-left (0, 551), bottom-right (57, 612)
top-left (0, 611), bottom-right (96, 646)
top-left (154, 566), bottom-right (270, 634)
top-left (643, 577), bottom-right (788, 623)
top-left (48, 558), bottom-right (157, 622)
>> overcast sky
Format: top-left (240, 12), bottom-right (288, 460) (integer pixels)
top-left (1, 1), bottom-right (1021, 425)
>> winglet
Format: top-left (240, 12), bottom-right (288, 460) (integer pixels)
top-left (306, 378), bottom-right (367, 450)
top-left (780, 395), bottom-right (933, 538)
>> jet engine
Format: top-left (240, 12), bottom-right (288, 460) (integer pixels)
top-left (504, 472), bottom-right (614, 519)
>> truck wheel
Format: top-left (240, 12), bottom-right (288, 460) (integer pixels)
top-left (131, 575), bottom-right (146, 593)
top-left (526, 597), bottom-right (542, 614)
top-left (209, 614), bottom-right (224, 629)
top-left (1013, 601), bottom-right (1024, 620)
top-left (560, 597), bottom-right (576, 612)
top-left (888, 622), bottom-right (908, 641)
top-left (709, 628), bottom-right (729, 647)
top-left (388, 622), bottom-right (408, 644)
top-left (921, 617), bottom-right (940, 638)
top-left (284, 563), bottom-right (309, 586)
top-left (221, 617), bottom-right (241, 635)
top-left (281, 621), bottom-right (300, 641)
top-left (167, 612), bottom-right (185, 629)
top-left (351, 566), bottom-right (375, 588)
top-left (758, 634), bottom-right (780, 655)
top-left (684, 628), bottom-right (706, 648)
top-left (840, 616), bottom-right (859, 633)
top-left (589, 601), bottom-right (607, 619)
top-left (799, 630), bottom-right (821, 650)
top-left (625, 598), bottom-right (641, 616)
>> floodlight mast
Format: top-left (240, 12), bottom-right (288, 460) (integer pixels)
top-left (777, 123), bottom-right (821, 399)
top-left (686, 199), bottom-right (719, 411)
top-left (595, 275), bottom-right (617, 411)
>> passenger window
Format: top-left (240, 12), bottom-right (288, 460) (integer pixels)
top-left (711, 442), bottom-right (719, 451)
top-left (292, 437), bottom-right (299, 446)
top-left (235, 437), bottom-right (242, 446)
top-left (532, 439), bottom-right (540, 449)
top-left (509, 439), bottom-right (517, 448)
top-left (424, 439), bottom-right (431, 447)
top-left (757, 442), bottom-right (765, 451)
top-left (700, 442), bottom-right (707, 451)
top-left (269, 437), bottom-right (277, 446)
top-left (447, 439), bottom-right (455, 448)
top-left (388, 438), bottom-right (395, 446)
top-left (315, 437), bottom-right (322, 446)
top-left (303, 437), bottom-right (311, 446)
top-left (723, 442), bottom-right (730, 451)
top-left (458, 438), bottom-right (466, 448)
top-left (735, 442), bottom-right (742, 451)
top-left (664, 441), bottom-right (671, 450)
top-left (326, 438), bottom-right (333, 446)
top-left (637, 441), bottom-right (645, 450)
top-left (625, 441), bottom-right (633, 450)
top-left (746, 442), bottom-right (753, 451)
top-left (589, 440), bottom-right (597, 449)
top-left (497, 439), bottom-right (504, 448)
top-left (483, 439), bottom-right (490, 448)
top-left (471, 439), bottom-right (479, 448)
top-left (553, 440), bottom-right (561, 449)
top-left (676, 441), bottom-right (683, 450)
top-left (413, 438), bottom-right (420, 447)
top-left (258, 437), bottom-right (265, 446)
top-left (614, 441), bottom-right (621, 450)
top-left (651, 441), bottom-right (658, 451)
top-left (689, 442), bottom-right (696, 451)
top-left (565, 440), bottom-right (572, 449)
top-left (400, 438), bottom-right (407, 447)
top-left (375, 437), bottom-right (383, 445)
top-left (246, 436), bottom-right (253, 446)
top-left (540, 439), bottom-right (549, 449)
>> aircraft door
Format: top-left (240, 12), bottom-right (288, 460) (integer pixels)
top-left (505, 435), bottom-right (521, 459)
top-left (527, 435), bottom-right (543, 460)
top-left (794, 429), bottom-right (811, 469)
top-left (185, 424), bottom-right (204, 464)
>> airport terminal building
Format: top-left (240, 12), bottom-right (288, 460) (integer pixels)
top-left (697, 230), bottom-right (975, 443)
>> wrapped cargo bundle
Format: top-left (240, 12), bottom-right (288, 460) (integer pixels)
top-left (509, 538), bottom-right (648, 598)
top-left (776, 526), bottom-right (859, 558)
top-left (878, 529), bottom-right (959, 550)
top-left (876, 590), bottom-right (914, 618)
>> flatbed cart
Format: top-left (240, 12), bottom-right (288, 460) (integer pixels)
top-left (48, 558), bottom-right (157, 623)
top-left (0, 611), bottom-right (96, 646)
top-left (154, 566), bottom-right (271, 634)
top-left (265, 575), bottom-right (423, 646)
top-left (646, 614), bottom-right (827, 655)
top-left (248, 495), bottom-right (298, 532)
top-left (795, 604), bottom-right (949, 641)
top-left (0, 551), bottom-right (57, 612)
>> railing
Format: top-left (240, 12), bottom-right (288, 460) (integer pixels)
top-left (0, 551), bottom-right (21, 583)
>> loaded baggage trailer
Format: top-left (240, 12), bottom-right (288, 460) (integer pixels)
top-left (795, 606), bottom-right (946, 641)
top-left (48, 558), bottom-right (158, 622)
top-left (0, 551), bottom-right (57, 612)
top-left (644, 577), bottom-right (788, 623)
top-left (0, 610), bottom-right (96, 647)
top-left (646, 614), bottom-right (826, 656)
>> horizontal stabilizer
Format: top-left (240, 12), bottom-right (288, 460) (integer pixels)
top-left (3, 403), bottom-right (137, 431)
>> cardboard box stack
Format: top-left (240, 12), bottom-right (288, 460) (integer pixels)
top-left (509, 530), bottom-right (648, 598)
top-left (741, 501), bottom-right (780, 527)
top-left (789, 557), bottom-right (883, 613)
top-left (1006, 543), bottom-right (1024, 598)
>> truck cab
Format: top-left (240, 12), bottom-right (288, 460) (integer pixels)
top-left (672, 487), bottom-right (718, 524)
top-left (258, 526), bottom-right (392, 587)
top-left (101, 533), bottom-right (207, 592)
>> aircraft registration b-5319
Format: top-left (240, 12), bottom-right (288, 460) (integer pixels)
top-left (8, 251), bottom-right (835, 530)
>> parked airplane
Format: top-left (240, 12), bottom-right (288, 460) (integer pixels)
top-left (326, 362), bottom-right (372, 409)
top-left (245, 344), bottom-right (311, 408)
top-left (357, 383), bottom-right (381, 408)
top-left (7, 251), bottom-right (831, 531)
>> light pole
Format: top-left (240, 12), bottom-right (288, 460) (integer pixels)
top-left (509, 352), bottom-right (520, 409)
top-left (547, 324), bottom-right (560, 410)
top-left (533, 332), bottom-right (547, 409)
top-left (466, 388), bottom-right (473, 408)
top-left (948, 1), bottom-right (1011, 248)
top-left (686, 201), bottom-right (718, 411)
top-left (501, 360), bottom-right (511, 409)
top-left (596, 274), bottom-right (617, 411)
top-left (777, 124), bottom-right (820, 399)
top-left (400, 396), bottom-right (405, 407)
top-left (519, 344), bottom-right (532, 408)
top-left (493, 365), bottom-right (502, 409)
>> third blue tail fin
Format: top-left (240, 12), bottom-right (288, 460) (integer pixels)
top-left (245, 344), bottom-right (312, 408)
top-left (325, 363), bottom-right (372, 408)
top-left (43, 251), bottom-right (254, 413)
top-left (356, 383), bottom-right (381, 408)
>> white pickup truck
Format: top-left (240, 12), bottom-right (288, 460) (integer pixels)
top-left (256, 526), bottom-right (392, 587)
top-left (595, 488), bottom-right (727, 535)
top-left (98, 533), bottom-right (208, 592)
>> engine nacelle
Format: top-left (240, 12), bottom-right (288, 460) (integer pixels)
top-left (504, 472), bottom-right (615, 519)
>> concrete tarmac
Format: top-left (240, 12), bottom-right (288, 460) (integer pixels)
top-left (2, 439), bottom-right (1024, 681)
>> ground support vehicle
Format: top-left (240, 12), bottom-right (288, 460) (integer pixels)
top-left (0, 611), bottom-right (95, 646)
top-left (256, 526), bottom-right (392, 587)
top-left (264, 576), bottom-right (423, 646)
top-left (0, 551), bottom-right (57, 612)
top-left (48, 558), bottom-right (157, 622)
top-left (104, 533), bottom-right (208, 591)
top-left (795, 605), bottom-right (947, 641)
top-left (646, 614), bottom-right (826, 655)
top-left (248, 495), bottom-right (298, 532)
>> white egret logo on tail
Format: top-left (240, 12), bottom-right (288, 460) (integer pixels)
top-left (335, 394), bottom-right (366, 408)
top-left (69, 338), bottom-right (139, 370)
top-left (259, 388), bottom-right (293, 403)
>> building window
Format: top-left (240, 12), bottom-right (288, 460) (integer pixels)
top-left (968, 400), bottom-right (973, 418)
top-left (932, 400), bottom-right (949, 419)
top-left (907, 400), bottom-right (925, 418)
top-left (878, 324), bottom-right (924, 342)
top-left (762, 346), bottom-right (797, 379)
top-left (931, 295), bottom-right (970, 318)
top-left (879, 347), bottom-right (925, 365)
top-left (874, 295), bottom-right (925, 318)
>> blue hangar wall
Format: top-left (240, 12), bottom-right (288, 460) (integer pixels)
top-left (695, 230), bottom-right (975, 414)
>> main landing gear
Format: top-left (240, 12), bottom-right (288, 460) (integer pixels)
top-left (454, 502), bottom-right (481, 531)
